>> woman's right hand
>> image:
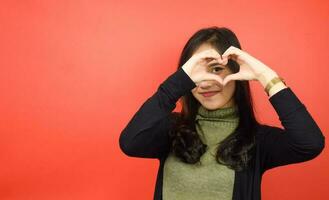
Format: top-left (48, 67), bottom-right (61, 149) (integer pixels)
top-left (181, 49), bottom-right (224, 86)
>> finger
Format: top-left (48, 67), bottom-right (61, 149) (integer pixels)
top-left (222, 73), bottom-right (243, 85)
top-left (222, 46), bottom-right (242, 60)
top-left (217, 57), bottom-right (228, 65)
top-left (202, 73), bottom-right (224, 85)
top-left (195, 49), bottom-right (221, 60)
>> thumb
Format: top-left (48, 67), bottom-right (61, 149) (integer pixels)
top-left (204, 74), bottom-right (224, 85)
top-left (223, 73), bottom-right (240, 86)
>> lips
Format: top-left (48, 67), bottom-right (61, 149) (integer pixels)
top-left (201, 91), bottom-right (219, 97)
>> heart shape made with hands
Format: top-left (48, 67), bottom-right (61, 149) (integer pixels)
top-left (207, 54), bottom-right (246, 86)
top-left (201, 56), bottom-right (230, 86)
top-left (188, 46), bottom-right (268, 87)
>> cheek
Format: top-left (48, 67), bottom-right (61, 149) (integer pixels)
top-left (223, 81), bottom-right (236, 95)
top-left (191, 89), bottom-right (205, 103)
top-left (191, 89), bottom-right (198, 99)
top-left (191, 88), bottom-right (197, 97)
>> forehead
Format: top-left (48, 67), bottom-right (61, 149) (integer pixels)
top-left (193, 43), bottom-right (217, 55)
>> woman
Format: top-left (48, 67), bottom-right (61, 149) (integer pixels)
top-left (119, 26), bottom-right (325, 200)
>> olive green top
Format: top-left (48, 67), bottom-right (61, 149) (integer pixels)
top-left (163, 105), bottom-right (239, 200)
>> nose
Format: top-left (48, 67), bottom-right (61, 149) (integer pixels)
top-left (199, 80), bottom-right (215, 89)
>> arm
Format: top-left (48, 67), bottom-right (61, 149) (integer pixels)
top-left (260, 86), bottom-right (325, 172)
top-left (119, 68), bottom-right (196, 159)
top-left (217, 45), bottom-right (325, 172)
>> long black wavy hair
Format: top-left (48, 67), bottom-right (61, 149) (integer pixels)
top-left (168, 26), bottom-right (261, 171)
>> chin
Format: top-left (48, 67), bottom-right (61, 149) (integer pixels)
top-left (201, 102), bottom-right (226, 110)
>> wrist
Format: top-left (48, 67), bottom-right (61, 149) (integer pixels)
top-left (257, 69), bottom-right (279, 87)
top-left (257, 70), bottom-right (287, 97)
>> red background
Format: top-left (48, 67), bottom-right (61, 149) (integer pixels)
top-left (0, 0), bottom-right (328, 199)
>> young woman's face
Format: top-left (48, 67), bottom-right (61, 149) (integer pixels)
top-left (191, 43), bottom-right (236, 110)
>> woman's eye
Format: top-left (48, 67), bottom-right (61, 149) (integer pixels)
top-left (212, 66), bottom-right (224, 73)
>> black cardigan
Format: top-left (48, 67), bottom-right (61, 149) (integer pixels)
top-left (119, 67), bottom-right (325, 200)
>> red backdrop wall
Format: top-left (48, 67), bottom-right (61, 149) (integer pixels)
top-left (0, 0), bottom-right (328, 199)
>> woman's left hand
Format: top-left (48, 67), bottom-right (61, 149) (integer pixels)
top-left (217, 46), bottom-right (277, 86)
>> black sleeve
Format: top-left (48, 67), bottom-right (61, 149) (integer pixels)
top-left (119, 68), bottom-right (197, 159)
top-left (260, 87), bottom-right (325, 172)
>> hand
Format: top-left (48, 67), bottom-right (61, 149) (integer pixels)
top-left (219, 46), bottom-right (277, 86)
top-left (181, 49), bottom-right (224, 86)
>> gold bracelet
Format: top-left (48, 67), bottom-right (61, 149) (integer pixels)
top-left (265, 76), bottom-right (286, 96)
